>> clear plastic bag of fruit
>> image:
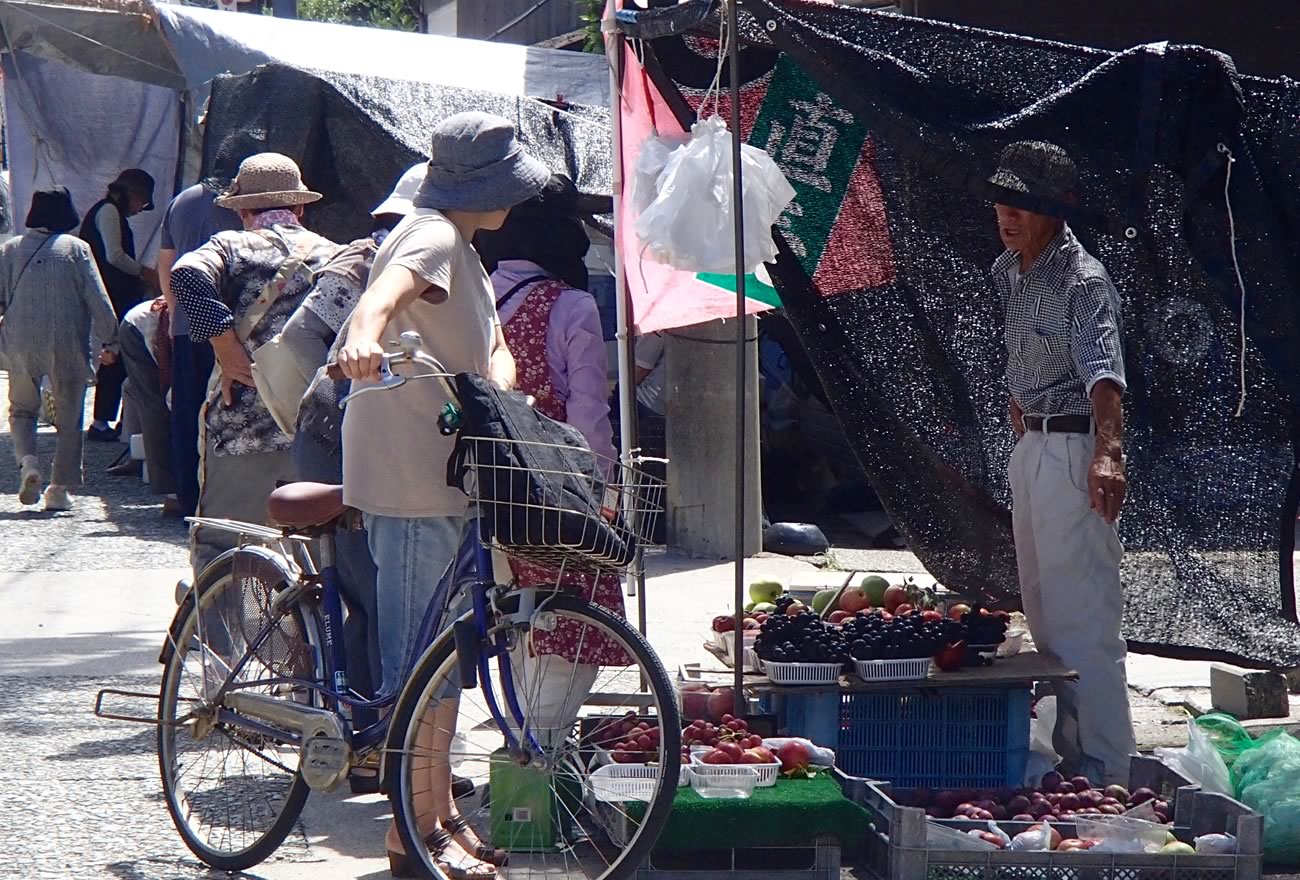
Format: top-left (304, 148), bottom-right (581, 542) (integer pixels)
top-left (1155, 719), bottom-right (1233, 797)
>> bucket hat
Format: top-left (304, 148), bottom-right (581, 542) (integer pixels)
top-left (413, 112), bottom-right (551, 213)
top-left (110, 168), bottom-right (156, 211)
top-left (989, 141), bottom-right (1078, 204)
top-left (371, 162), bottom-right (428, 218)
top-left (215, 152), bottom-right (321, 211)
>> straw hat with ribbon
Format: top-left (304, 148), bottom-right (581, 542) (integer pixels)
top-left (215, 152), bottom-right (322, 211)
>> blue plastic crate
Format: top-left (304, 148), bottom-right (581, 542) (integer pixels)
top-left (761, 686), bottom-right (1031, 790)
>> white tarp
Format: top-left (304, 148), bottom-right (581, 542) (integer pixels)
top-left (3, 51), bottom-right (178, 257)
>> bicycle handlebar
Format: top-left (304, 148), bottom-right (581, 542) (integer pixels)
top-left (328, 331), bottom-right (460, 408)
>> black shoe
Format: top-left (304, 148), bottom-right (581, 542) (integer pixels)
top-left (86, 425), bottom-right (120, 442)
top-left (106, 459), bottom-right (143, 477)
top-left (349, 770), bottom-right (383, 795)
top-left (453, 774), bottom-right (476, 800)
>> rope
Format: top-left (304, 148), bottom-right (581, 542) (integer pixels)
top-left (1219, 143), bottom-right (1248, 418)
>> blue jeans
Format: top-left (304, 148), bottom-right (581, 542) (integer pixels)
top-left (364, 513), bottom-right (464, 697)
top-left (169, 334), bottom-right (215, 517)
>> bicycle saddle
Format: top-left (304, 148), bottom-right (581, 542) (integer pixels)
top-left (266, 482), bottom-right (348, 529)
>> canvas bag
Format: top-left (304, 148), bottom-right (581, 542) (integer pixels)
top-left (446, 372), bottom-right (635, 568)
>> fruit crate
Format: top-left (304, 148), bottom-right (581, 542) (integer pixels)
top-left (844, 758), bottom-right (1265, 880)
top-left (761, 685), bottom-right (1031, 789)
top-left (632, 836), bottom-right (842, 880)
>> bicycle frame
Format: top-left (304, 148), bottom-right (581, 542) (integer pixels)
top-left (210, 514), bottom-right (542, 757)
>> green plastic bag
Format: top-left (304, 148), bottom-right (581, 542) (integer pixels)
top-left (1230, 730), bottom-right (1300, 865)
top-left (1195, 713), bottom-right (1257, 769)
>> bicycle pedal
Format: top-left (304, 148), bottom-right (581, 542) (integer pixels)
top-left (301, 735), bottom-right (351, 792)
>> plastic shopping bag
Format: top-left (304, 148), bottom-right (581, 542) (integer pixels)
top-left (1230, 730), bottom-right (1300, 865)
top-left (1195, 713), bottom-right (1256, 769)
top-left (635, 116), bottom-right (796, 274)
top-left (1023, 695), bottom-right (1061, 787)
top-left (1155, 719), bottom-right (1233, 797)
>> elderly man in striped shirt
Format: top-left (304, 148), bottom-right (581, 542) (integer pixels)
top-left (991, 140), bottom-right (1136, 787)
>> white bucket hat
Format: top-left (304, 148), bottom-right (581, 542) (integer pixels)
top-left (215, 152), bottom-right (322, 211)
top-left (371, 162), bottom-right (427, 218)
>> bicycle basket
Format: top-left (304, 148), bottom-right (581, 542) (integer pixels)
top-left (447, 373), bottom-right (665, 571)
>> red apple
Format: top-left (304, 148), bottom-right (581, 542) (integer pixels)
top-left (711, 615), bottom-right (735, 633)
top-left (947, 603), bottom-right (971, 620)
top-left (785, 602), bottom-right (808, 617)
top-left (829, 610), bottom-right (851, 624)
top-left (839, 587), bottom-right (870, 614)
top-left (776, 740), bottom-right (812, 773)
top-left (883, 585), bottom-right (908, 612)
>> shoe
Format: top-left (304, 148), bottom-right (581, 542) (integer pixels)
top-left (107, 459), bottom-right (143, 477)
top-left (86, 424), bottom-right (120, 443)
top-left (162, 496), bottom-right (183, 518)
top-left (18, 456), bottom-right (41, 505)
top-left (42, 485), bottom-right (73, 512)
top-left (453, 774), bottom-right (476, 800)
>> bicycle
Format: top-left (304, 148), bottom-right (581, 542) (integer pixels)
top-left (97, 332), bottom-right (680, 880)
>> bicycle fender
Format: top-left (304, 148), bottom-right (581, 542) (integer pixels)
top-left (158, 545), bottom-right (299, 667)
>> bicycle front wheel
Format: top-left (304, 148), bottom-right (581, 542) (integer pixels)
top-left (157, 547), bottom-right (320, 871)
top-left (387, 590), bottom-right (681, 880)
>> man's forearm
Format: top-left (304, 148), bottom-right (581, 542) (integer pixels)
top-left (1091, 379), bottom-right (1123, 461)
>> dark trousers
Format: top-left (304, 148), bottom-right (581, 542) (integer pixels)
top-left (169, 334), bottom-right (215, 517)
top-left (119, 321), bottom-right (176, 495)
top-left (292, 433), bottom-right (381, 726)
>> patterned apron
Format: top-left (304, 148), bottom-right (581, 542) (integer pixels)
top-left (502, 280), bottom-right (632, 666)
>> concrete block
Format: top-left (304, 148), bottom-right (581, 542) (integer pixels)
top-left (1210, 664), bottom-right (1289, 720)
top-left (1286, 667), bottom-right (1300, 695)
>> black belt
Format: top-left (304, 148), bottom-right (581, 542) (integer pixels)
top-left (1023, 414), bottom-right (1093, 434)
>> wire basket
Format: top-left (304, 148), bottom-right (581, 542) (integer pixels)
top-left (462, 436), bottom-right (666, 573)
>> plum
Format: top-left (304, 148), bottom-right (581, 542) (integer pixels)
top-left (1040, 771), bottom-right (1063, 791)
top-left (1030, 802), bottom-right (1054, 819)
top-left (1013, 813), bottom-right (1036, 822)
top-left (990, 805), bottom-right (1009, 821)
top-left (976, 800), bottom-right (998, 813)
top-left (1104, 785), bottom-right (1130, 803)
top-left (1099, 805), bottom-right (1122, 815)
top-left (1071, 776), bottom-right (1093, 793)
top-left (1130, 787), bottom-right (1157, 806)
top-left (971, 809), bottom-right (995, 821)
top-left (1099, 797), bottom-right (1121, 808)
top-left (1056, 781), bottom-right (1076, 795)
top-left (996, 787), bottom-right (1017, 803)
top-left (1060, 794), bottom-right (1081, 811)
top-left (956, 803), bottom-right (977, 817)
top-left (1007, 795), bottom-right (1032, 815)
top-left (925, 806), bottom-right (943, 818)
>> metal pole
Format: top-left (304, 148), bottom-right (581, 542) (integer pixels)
top-left (606, 4), bottom-right (649, 633)
top-left (727, 0), bottom-right (748, 716)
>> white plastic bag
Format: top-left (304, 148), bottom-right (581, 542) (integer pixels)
top-left (1155, 719), bottom-right (1234, 797)
top-left (761, 737), bottom-right (835, 767)
top-left (1023, 695), bottom-right (1061, 787)
top-left (635, 116), bottom-right (796, 274)
top-left (1009, 823), bottom-right (1054, 852)
top-left (1195, 833), bottom-right (1238, 854)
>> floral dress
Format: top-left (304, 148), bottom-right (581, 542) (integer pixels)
top-left (502, 279), bottom-right (632, 667)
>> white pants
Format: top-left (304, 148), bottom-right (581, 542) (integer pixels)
top-left (508, 650), bottom-right (601, 750)
top-left (1009, 429), bottom-right (1136, 785)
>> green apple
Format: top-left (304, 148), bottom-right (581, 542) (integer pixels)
top-left (861, 575), bottom-right (890, 606)
top-left (748, 579), bottom-right (784, 605)
top-left (744, 600), bottom-right (757, 613)
top-left (811, 589), bottom-right (839, 614)
top-left (752, 602), bottom-right (778, 613)
top-left (1159, 841), bottom-right (1194, 855)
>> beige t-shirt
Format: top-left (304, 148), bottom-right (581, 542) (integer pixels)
top-left (342, 209), bottom-right (499, 517)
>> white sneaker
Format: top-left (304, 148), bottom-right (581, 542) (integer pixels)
top-left (18, 456), bottom-right (41, 505)
top-left (42, 485), bottom-right (73, 512)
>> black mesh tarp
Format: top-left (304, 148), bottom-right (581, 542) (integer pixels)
top-left (201, 62), bottom-right (611, 244)
top-left (633, 0), bottom-right (1300, 665)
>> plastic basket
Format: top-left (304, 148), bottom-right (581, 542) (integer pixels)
top-left (690, 755), bottom-right (781, 787)
top-left (690, 767), bottom-right (757, 799)
top-left (761, 660), bottom-right (842, 685)
top-left (853, 657), bottom-right (931, 683)
top-left (589, 763), bottom-right (676, 802)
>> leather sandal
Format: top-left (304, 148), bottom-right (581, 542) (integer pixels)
top-left (388, 827), bottom-right (498, 879)
top-left (443, 813), bottom-right (509, 867)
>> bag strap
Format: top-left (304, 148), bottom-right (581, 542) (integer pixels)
top-left (495, 274), bottom-right (550, 313)
top-left (236, 230), bottom-right (315, 341)
top-left (2, 234), bottom-right (55, 315)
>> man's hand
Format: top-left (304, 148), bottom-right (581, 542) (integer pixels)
top-left (1010, 397), bottom-right (1025, 438)
top-left (1088, 454), bottom-right (1126, 524)
top-left (210, 331), bottom-right (255, 405)
top-left (338, 339), bottom-right (387, 382)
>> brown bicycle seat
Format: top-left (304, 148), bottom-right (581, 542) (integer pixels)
top-left (267, 482), bottom-right (348, 529)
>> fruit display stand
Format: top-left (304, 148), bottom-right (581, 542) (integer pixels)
top-left (844, 756), bottom-right (1265, 880)
top-left (726, 650), bottom-right (1077, 789)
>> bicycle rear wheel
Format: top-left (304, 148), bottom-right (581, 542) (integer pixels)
top-left (387, 590), bottom-right (681, 880)
top-left (157, 547), bottom-right (320, 871)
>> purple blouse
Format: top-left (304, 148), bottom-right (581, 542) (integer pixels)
top-left (492, 259), bottom-right (617, 464)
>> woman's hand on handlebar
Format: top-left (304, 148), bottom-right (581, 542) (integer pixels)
top-left (337, 339), bottom-right (387, 382)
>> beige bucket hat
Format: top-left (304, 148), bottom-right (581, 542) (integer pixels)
top-left (215, 152), bottom-right (322, 211)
